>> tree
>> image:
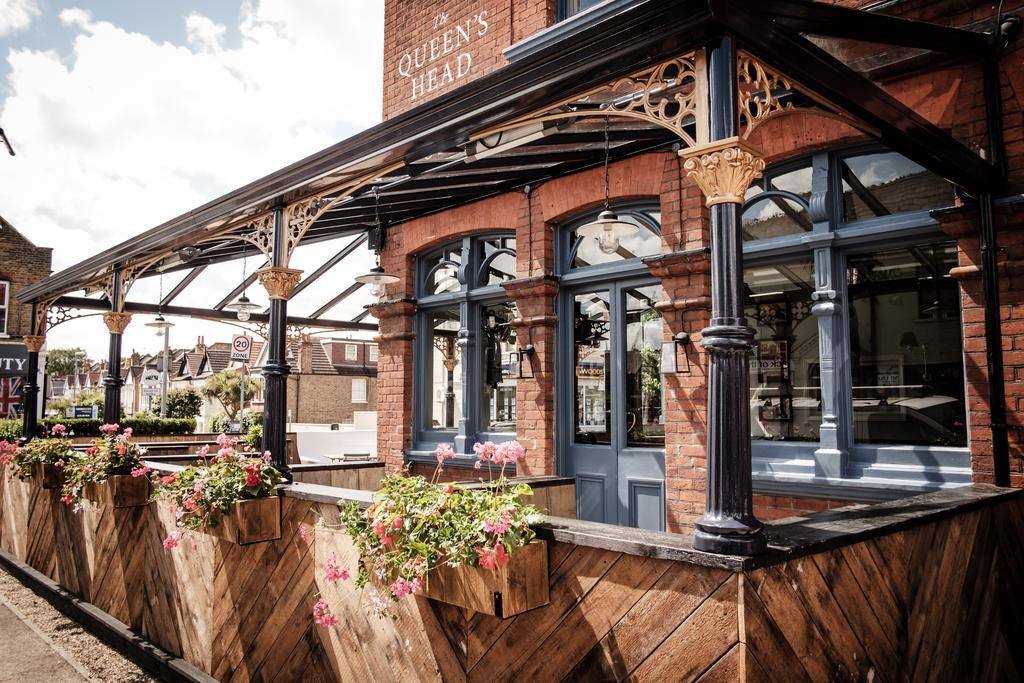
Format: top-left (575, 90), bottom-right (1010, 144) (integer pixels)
top-left (46, 348), bottom-right (89, 377)
top-left (200, 370), bottom-right (261, 421)
top-left (154, 387), bottom-right (203, 419)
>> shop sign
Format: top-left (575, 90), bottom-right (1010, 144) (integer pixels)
top-left (396, 8), bottom-right (491, 102)
top-left (0, 343), bottom-right (28, 376)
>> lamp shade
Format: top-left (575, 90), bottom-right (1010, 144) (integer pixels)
top-left (356, 265), bottom-right (400, 298)
top-left (576, 209), bottom-right (638, 254)
top-left (225, 294), bottom-right (262, 321)
top-left (144, 314), bottom-right (175, 335)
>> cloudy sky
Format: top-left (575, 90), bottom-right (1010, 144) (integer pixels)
top-left (0, 0), bottom-right (383, 359)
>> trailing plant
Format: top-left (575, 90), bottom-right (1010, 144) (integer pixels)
top-left (152, 434), bottom-right (282, 549)
top-left (320, 440), bottom-right (543, 620)
top-left (4, 424), bottom-right (74, 480)
top-left (60, 424), bottom-right (150, 509)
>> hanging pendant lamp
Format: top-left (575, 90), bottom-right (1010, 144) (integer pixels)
top-left (576, 116), bottom-right (637, 254)
top-left (225, 236), bottom-right (262, 321)
top-left (355, 187), bottom-right (399, 299)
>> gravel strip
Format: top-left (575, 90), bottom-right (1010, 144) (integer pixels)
top-left (0, 570), bottom-right (159, 683)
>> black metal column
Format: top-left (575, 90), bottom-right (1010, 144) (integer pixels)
top-left (21, 340), bottom-right (40, 442)
top-left (262, 205), bottom-right (292, 481)
top-left (103, 272), bottom-right (126, 424)
top-left (103, 333), bottom-right (124, 423)
top-left (693, 37), bottom-right (766, 555)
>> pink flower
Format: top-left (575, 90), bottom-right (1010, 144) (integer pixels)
top-left (216, 433), bottom-right (235, 448)
top-left (116, 443), bottom-right (127, 455)
top-left (483, 513), bottom-right (512, 535)
top-left (217, 447), bottom-right (234, 460)
top-left (390, 577), bottom-right (423, 598)
top-left (197, 445), bottom-right (210, 457)
top-left (475, 543), bottom-right (510, 571)
top-left (244, 473), bottom-right (260, 487)
top-left (131, 465), bottom-right (151, 478)
top-left (380, 535), bottom-right (394, 547)
top-left (85, 446), bottom-right (98, 456)
top-left (495, 440), bottom-right (525, 465)
top-left (50, 424), bottom-right (67, 436)
top-left (99, 423), bottom-right (119, 434)
top-left (474, 460), bottom-right (482, 470)
top-left (263, 450), bottom-right (272, 463)
top-left (162, 531), bottom-right (182, 549)
top-left (372, 521), bottom-right (387, 538)
top-left (313, 598), bottom-right (337, 627)
top-left (298, 524), bottom-right (311, 544)
top-left (435, 443), bottom-right (455, 463)
top-left (122, 427), bottom-right (133, 438)
top-left (473, 441), bottom-right (497, 462)
top-left (161, 474), bottom-right (177, 485)
top-left (323, 553), bottom-right (350, 583)
top-left (391, 516), bottom-right (404, 529)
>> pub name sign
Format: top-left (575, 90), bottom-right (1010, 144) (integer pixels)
top-left (397, 9), bottom-right (491, 102)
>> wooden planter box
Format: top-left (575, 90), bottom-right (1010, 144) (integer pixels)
top-left (206, 496), bottom-right (282, 546)
top-left (422, 539), bottom-right (549, 618)
top-left (84, 475), bottom-right (150, 508)
top-left (34, 462), bottom-right (65, 490)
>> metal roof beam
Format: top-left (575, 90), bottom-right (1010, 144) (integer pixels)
top-left (160, 265), bottom-right (205, 306)
top-left (309, 282), bottom-right (365, 319)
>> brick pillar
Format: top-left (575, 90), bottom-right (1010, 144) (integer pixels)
top-left (502, 276), bottom-right (559, 476)
top-left (371, 300), bottom-right (416, 475)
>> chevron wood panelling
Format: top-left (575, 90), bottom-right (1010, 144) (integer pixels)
top-left (0, 476), bottom-right (58, 581)
top-left (0, 476), bottom-right (1020, 683)
top-left (743, 505), bottom-right (1024, 682)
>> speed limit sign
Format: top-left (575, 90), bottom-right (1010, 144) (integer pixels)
top-left (231, 334), bottom-right (253, 361)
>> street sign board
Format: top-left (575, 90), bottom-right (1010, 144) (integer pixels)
top-left (142, 369), bottom-right (160, 388)
top-left (231, 334), bottom-right (253, 362)
top-left (66, 405), bottom-right (99, 419)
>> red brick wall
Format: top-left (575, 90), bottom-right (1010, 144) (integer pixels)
top-left (0, 217), bottom-right (53, 340)
top-left (382, 0), bottom-right (554, 119)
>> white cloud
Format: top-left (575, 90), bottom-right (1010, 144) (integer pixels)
top-left (0, 1), bottom-right (384, 357)
top-left (0, 0), bottom-right (40, 37)
top-left (185, 13), bottom-right (226, 53)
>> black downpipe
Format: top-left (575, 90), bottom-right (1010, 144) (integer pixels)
top-left (980, 45), bottom-right (1010, 486)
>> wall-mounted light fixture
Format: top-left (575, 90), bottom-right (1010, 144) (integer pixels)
top-left (660, 332), bottom-right (692, 374)
top-left (507, 344), bottom-right (535, 380)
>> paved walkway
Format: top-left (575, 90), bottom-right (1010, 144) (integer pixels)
top-left (0, 601), bottom-right (88, 682)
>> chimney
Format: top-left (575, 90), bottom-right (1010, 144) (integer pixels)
top-left (196, 335), bottom-right (206, 352)
top-left (297, 335), bottom-right (314, 374)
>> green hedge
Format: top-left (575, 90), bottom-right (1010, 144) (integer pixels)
top-left (0, 417), bottom-right (196, 439)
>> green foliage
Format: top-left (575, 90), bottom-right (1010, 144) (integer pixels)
top-left (154, 387), bottom-right (203, 419)
top-left (244, 423), bottom-right (263, 452)
top-left (200, 370), bottom-right (261, 421)
top-left (46, 388), bottom-right (103, 415)
top-left (336, 440), bottom-right (541, 615)
top-left (31, 417), bottom-right (195, 438)
top-left (45, 348), bottom-right (89, 377)
top-left (2, 430), bottom-right (74, 480)
top-left (152, 437), bottom-right (281, 537)
top-left (209, 410), bottom-right (262, 434)
top-left (0, 420), bottom-right (20, 441)
top-left (61, 427), bottom-right (148, 507)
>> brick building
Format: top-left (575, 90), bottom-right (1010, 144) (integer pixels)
top-left (368, 0), bottom-right (1024, 531)
top-left (15, 0), bottom-right (1023, 545)
top-left (0, 215), bottom-right (52, 419)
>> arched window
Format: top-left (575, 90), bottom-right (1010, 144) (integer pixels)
top-left (560, 203), bottom-right (662, 273)
top-left (741, 145), bottom-right (966, 494)
top-left (412, 233), bottom-right (519, 460)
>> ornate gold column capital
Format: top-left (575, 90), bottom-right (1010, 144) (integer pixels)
top-left (681, 137), bottom-right (765, 207)
top-left (103, 312), bottom-right (133, 335)
top-left (23, 335), bottom-right (46, 353)
top-left (256, 266), bottom-right (303, 300)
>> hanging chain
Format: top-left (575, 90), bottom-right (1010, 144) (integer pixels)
top-left (373, 186), bottom-right (383, 267)
top-left (603, 115), bottom-right (611, 210)
top-left (157, 271), bottom-right (164, 313)
top-left (240, 236), bottom-right (249, 296)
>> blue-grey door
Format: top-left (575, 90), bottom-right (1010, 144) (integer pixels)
top-left (561, 282), bottom-right (666, 530)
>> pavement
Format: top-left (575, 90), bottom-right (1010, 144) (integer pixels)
top-left (0, 601), bottom-right (89, 682)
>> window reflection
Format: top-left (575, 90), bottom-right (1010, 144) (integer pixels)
top-left (743, 164), bottom-right (812, 242)
top-left (481, 302), bottom-right (517, 432)
top-left (847, 244), bottom-right (966, 446)
top-left (841, 152), bottom-right (951, 222)
top-left (625, 286), bottom-right (665, 448)
top-left (427, 309), bottom-right (462, 430)
top-left (574, 292), bottom-right (611, 445)
top-left (480, 236), bottom-right (517, 286)
top-left (421, 245), bottom-right (463, 296)
top-left (744, 261), bottom-right (821, 441)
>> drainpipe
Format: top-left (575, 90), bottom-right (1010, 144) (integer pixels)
top-left (981, 36), bottom-right (1010, 485)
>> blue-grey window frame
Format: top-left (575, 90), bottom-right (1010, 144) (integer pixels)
top-left (744, 144), bottom-right (971, 496)
top-left (409, 233), bottom-right (518, 466)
